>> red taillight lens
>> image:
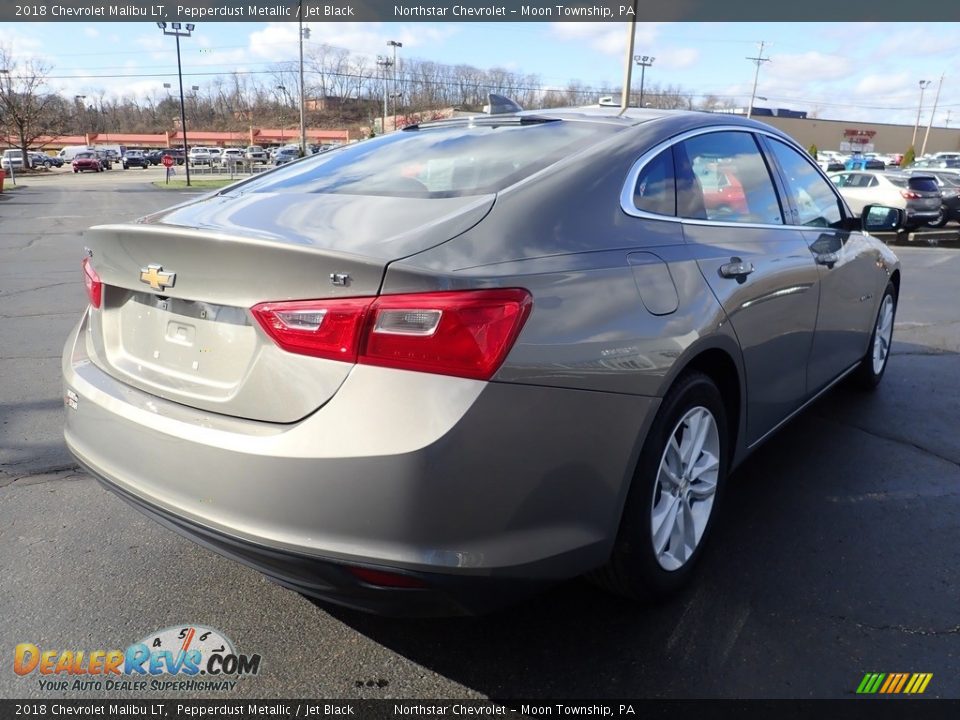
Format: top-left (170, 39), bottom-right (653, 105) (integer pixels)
top-left (346, 566), bottom-right (427, 589)
top-left (901, 190), bottom-right (922, 199)
top-left (250, 298), bottom-right (372, 363)
top-left (81, 257), bottom-right (102, 309)
top-left (251, 289), bottom-right (532, 381)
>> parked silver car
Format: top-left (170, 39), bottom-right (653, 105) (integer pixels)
top-left (63, 108), bottom-right (902, 615)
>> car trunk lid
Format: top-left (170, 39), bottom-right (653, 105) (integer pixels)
top-left (81, 191), bottom-right (494, 423)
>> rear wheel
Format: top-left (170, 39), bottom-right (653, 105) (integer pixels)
top-left (593, 372), bottom-right (728, 601)
top-left (927, 212), bottom-right (948, 229)
top-left (852, 281), bottom-right (897, 390)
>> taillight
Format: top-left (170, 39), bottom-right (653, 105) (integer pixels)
top-left (81, 257), bottom-right (102, 309)
top-left (251, 289), bottom-right (532, 381)
top-left (346, 566), bottom-right (427, 589)
top-left (901, 190), bottom-right (922, 199)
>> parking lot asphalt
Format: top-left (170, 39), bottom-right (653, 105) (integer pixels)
top-left (1, 171), bottom-right (958, 700)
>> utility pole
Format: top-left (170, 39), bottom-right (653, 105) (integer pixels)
top-left (947, 109), bottom-right (952, 128)
top-left (387, 40), bottom-right (402, 129)
top-left (921, 74), bottom-right (944, 157)
top-left (157, 22), bottom-right (195, 186)
top-left (746, 41), bottom-right (770, 119)
top-left (376, 55), bottom-right (393, 133)
top-left (912, 80), bottom-right (932, 148)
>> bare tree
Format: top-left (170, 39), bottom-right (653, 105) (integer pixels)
top-left (0, 44), bottom-right (69, 166)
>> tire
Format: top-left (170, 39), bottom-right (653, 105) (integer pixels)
top-left (927, 212), bottom-right (948, 229)
top-left (593, 372), bottom-right (729, 601)
top-left (851, 281), bottom-right (897, 390)
top-left (43, 160), bottom-right (52, 168)
top-left (73, 169), bottom-right (78, 174)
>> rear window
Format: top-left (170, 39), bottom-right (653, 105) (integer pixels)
top-left (907, 177), bottom-right (940, 192)
top-left (233, 120), bottom-right (621, 198)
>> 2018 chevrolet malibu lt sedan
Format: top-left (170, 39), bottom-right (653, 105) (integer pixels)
top-left (63, 107), bottom-right (902, 615)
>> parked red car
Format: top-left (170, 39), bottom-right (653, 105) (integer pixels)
top-left (72, 152), bottom-right (102, 173)
top-left (700, 166), bottom-right (748, 217)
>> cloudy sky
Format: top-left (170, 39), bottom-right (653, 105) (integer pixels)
top-left (0, 20), bottom-right (956, 126)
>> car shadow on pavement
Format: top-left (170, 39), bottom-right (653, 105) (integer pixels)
top-left (314, 341), bottom-right (960, 699)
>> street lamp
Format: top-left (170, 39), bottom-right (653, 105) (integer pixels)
top-left (387, 40), bottom-right (402, 127)
top-left (157, 21), bottom-right (195, 186)
top-left (299, 21), bottom-right (310, 156)
top-left (276, 85), bottom-right (287, 144)
top-left (912, 79), bottom-right (932, 149)
top-left (633, 55), bottom-right (654, 107)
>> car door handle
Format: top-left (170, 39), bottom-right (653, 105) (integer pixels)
top-left (719, 258), bottom-right (755, 281)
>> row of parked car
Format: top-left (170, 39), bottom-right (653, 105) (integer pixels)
top-left (829, 167), bottom-right (960, 230)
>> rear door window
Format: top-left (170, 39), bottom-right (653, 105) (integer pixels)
top-left (674, 131), bottom-right (784, 225)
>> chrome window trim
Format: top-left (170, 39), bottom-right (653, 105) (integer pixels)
top-left (620, 124), bottom-right (848, 231)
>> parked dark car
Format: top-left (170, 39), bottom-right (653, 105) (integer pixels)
top-left (901, 168), bottom-right (960, 227)
top-left (71, 152), bottom-right (102, 173)
top-left (122, 150), bottom-right (150, 170)
top-left (30, 152), bottom-right (63, 168)
top-left (154, 148), bottom-right (186, 165)
top-left (65, 106), bottom-right (904, 615)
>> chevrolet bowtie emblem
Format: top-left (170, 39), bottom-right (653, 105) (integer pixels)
top-left (140, 264), bottom-right (176, 291)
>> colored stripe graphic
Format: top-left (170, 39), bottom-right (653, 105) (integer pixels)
top-left (856, 672), bottom-right (932, 694)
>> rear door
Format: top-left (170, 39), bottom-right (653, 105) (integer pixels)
top-left (676, 130), bottom-right (821, 445)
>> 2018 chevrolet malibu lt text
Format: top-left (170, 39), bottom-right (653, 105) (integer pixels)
top-left (63, 106), bottom-right (902, 615)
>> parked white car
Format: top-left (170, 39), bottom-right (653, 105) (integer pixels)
top-left (188, 147), bottom-right (215, 166)
top-left (219, 148), bottom-right (244, 164)
top-left (830, 170), bottom-right (942, 228)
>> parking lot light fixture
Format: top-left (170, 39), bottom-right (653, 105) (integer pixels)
top-left (633, 55), bottom-right (655, 107)
top-left (158, 22), bottom-right (194, 186)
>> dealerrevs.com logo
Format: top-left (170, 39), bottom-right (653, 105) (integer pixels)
top-left (14, 625), bottom-right (261, 692)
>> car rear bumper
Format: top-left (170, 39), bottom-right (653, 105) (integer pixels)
top-left (62, 311), bottom-right (654, 614)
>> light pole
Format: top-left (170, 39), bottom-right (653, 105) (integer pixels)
top-left (299, 21), bottom-right (310, 156)
top-left (276, 85), bottom-right (287, 145)
top-left (157, 21), bottom-right (195, 186)
top-left (921, 75), bottom-right (943, 156)
top-left (376, 55), bottom-right (393, 133)
top-left (633, 55), bottom-right (654, 107)
top-left (912, 79), bottom-right (931, 149)
top-left (387, 40), bottom-right (402, 129)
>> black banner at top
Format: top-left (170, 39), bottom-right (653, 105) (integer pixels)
top-left (6, 0), bottom-right (960, 23)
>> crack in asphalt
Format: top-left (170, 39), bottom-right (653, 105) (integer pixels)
top-left (817, 415), bottom-right (960, 471)
top-left (0, 463), bottom-right (83, 488)
top-left (0, 282), bottom-right (74, 298)
top-left (854, 621), bottom-right (960, 637)
top-left (0, 311), bottom-right (77, 320)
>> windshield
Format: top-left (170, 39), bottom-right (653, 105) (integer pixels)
top-left (229, 120), bottom-right (621, 198)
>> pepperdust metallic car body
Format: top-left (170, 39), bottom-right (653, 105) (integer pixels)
top-left (63, 108), bottom-right (901, 615)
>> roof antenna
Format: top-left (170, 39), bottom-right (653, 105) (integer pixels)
top-left (486, 93), bottom-right (523, 115)
top-left (619, 0), bottom-right (639, 116)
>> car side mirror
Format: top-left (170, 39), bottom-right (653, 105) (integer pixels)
top-left (861, 204), bottom-right (904, 233)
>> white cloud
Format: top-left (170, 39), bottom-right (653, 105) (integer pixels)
top-left (550, 21), bottom-right (663, 56)
top-left (83, 27), bottom-right (99, 39)
top-left (765, 52), bottom-right (851, 83)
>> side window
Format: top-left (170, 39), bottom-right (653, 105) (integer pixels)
top-left (633, 148), bottom-right (676, 216)
top-left (767, 138), bottom-right (844, 229)
top-left (674, 132), bottom-right (783, 225)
